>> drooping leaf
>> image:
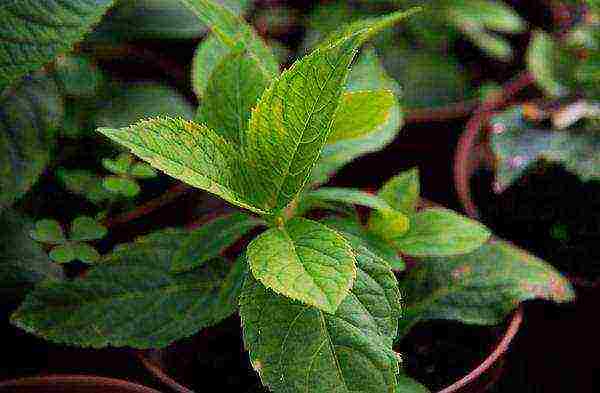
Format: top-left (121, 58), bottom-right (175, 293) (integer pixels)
top-left (98, 117), bottom-right (266, 214)
top-left (310, 49), bottom-right (403, 187)
top-left (240, 238), bottom-right (402, 393)
top-left (398, 239), bottom-right (575, 337)
top-left (391, 208), bottom-right (491, 257)
top-left (102, 176), bottom-right (140, 198)
top-left (30, 220), bottom-right (66, 245)
top-left (376, 168), bottom-right (420, 215)
top-left (0, 210), bottom-right (63, 300)
top-left (94, 82), bottom-right (194, 128)
top-left (490, 106), bottom-right (600, 190)
top-left (0, 75), bottom-right (63, 211)
top-left (56, 168), bottom-right (112, 205)
top-left (12, 230), bottom-right (247, 349)
top-left (186, 0), bottom-right (279, 98)
top-left (89, 0), bottom-right (251, 41)
top-left (172, 212), bottom-right (262, 272)
top-left (69, 216), bottom-right (107, 242)
top-left (247, 218), bottom-right (356, 314)
top-left (328, 90), bottom-right (396, 144)
top-left (0, 0), bottom-right (115, 92)
top-left (197, 49), bottom-right (271, 146)
top-left (245, 11), bottom-right (415, 211)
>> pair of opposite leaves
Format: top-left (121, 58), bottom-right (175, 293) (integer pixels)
top-left (99, 11), bottom-right (413, 217)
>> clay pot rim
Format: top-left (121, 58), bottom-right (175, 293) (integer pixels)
top-left (0, 374), bottom-right (161, 393)
top-left (138, 306), bottom-right (523, 393)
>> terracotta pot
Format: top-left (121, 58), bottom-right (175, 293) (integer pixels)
top-left (138, 307), bottom-right (523, 393)
top-left (0, 375), bottom-right (161, 393)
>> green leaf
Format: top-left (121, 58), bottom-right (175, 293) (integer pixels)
top-left (398, 239), bottom-right (574, 337)
top-left (527, 30), bottom-right (568, 97)
top-left (0, 210), bottom-right (63, 300)
top-left (98, 117), bottom-right (266, 214)
top-left (240, 237), bottom-right (402, 393)
top-left (391, 208), bottom-right (491, 257)
top-left (310, 49), bottom-right (403, 187)
top-left (56, 168), bottom-right (112, 205)
top-left (1, 74), bottom-right (63, 211)
top-left (49, 244), bottom-right (78, 264)
top-left (94, 82), bottom-right (194, 128)
top-left (328, 90), bottom-right (397, 144)
top-left (186, 0), bottom-right (279, 98)
top-left (0, 0), bottom-right (115, 92)
top-left (197, 49), bottom-right (271, 146)
top-left (396, 375), bottom-right (431, 393)
top-left (54, 55), bottom-right (105, 98)
top-left (490, 107), bottom-right (600, 190)
top-left (245, 13), bottom-right (413, 212)
top-left (102, 153), bottom-right (133, 175)
top-left (102, 176), bottom-right (140, 198)
top-left (130, 163), bottom-right (158, 179)
top-left (247, 218), bottom-right (357, 314)
top-left (172, 212), bottom-right (262, 272)
top-left (376, 168), bottom-right (420, 215)
top-left (89, 0), bottom-right (251, 41)
top-left (322, 216), bottom-right (405, 271)
top-left (30, 220), bottom-right (66, 245)
top-left (70, 216), bottom-right (107, 242)
top-left (305, 188), bottom-right (394, 211)
top-left (12, 230), bottom-right (247, 349)
top-left (71, 242), bottom-right (101, 264)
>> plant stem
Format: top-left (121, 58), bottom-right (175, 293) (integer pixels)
top-left (101, 183), bottom-right (191, 228)
top-left (454, 71), bottom-right (535, 219)
top-left (404, 99), bottom-right (480, 123)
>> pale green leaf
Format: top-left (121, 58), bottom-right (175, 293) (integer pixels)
top-left (246, 217), bottom-right (357, 314)
top-left (305, 188), bottom-right (394, 211)
top-left (240, 238), bottom-right (402, 393)
top-left (12, 230), bottom-right (247, 349)
top-left (396, 375), bottom-right (431, 393)
top-left (49, 244), bottom-right (77, 264)
top-left (102, 153), bottom-right (133, 175)
top-left (70, 216), bottom-right (107, 242)
top-left (527, 30), bottom-right (567, 97)
top-left (130, 163), bottom-right (158, 179)
top-left (185, 0), bottom-right (278, 98)
top-left (449, 0), bottom-right (526, 33)
top-left (172, 212), bottom-right (262, 272)
top-left (0, 0), bottom-right (115, 92)
top-left (398, 239), bottom-right (574, 337)
top-left (1, 75), bottom-right (63, 211)
top-left (392, 208), bottom-right (491, 257)
top-left (102, 176), bottom-right (140, 197)
top-left (94, 82), bottom-right (194, 128)
top-left (310, 49), bottom-right (403, 187)
top-left (98, 117), bottom-right (266, 214)
top-left (30, 220), bottom-right (66, 245)
top-left (0, 210), bottom-right (63, 300)
top-left (328, 90), bottom-right (396, 144)
top-left (376, 168), bottom-right (420, 215)
top-left (198, 49), bottom-right (271, 146)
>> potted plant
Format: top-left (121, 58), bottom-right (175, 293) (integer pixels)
top-left (1, 1), bottom-right (575, 392)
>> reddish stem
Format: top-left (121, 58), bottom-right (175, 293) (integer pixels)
top-left (454, 71), bottom-right (535, 219)
top-left (404, 99), bottom-right (480, 123)
top-left (0, 374), bottom-right (161, 393)
top-left (101, 183), bottom-right (191, 229)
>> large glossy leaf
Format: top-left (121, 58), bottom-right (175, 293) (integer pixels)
top-left (172, 212), bottom-right (262, 272)
top-left (11, 229), bottom-right (247, 349)
top-left (0, 210), bottom-right (63, 301)
top-left (398, 239), bottom-right (575, 336)
top-left (490, 106), bottom-right (600, 191)
top-left (94, 83), bottom-right (194, 128)
top-left (0, 0), bottom-right (115, 92)
top-left (240, 238), bottom-right (402, 393)
top-left (247, 218), bottom-right (356, 314)
top-left (197, 49), bottom-right (271, 146)
top-left (0, 74), bottom-right (63, 211)
top-left (391, 208), bottom-right (490, 257)
top-left (310, 49), bottom-right (403, 187)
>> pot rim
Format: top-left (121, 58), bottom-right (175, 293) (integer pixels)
top-left (138, 306), bottom-right (524, 393)
top-left (0, 374), bottom-right (161, 393)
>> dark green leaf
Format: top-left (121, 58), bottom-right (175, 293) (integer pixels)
top-left (56, 168), bottom-right (112, 205)
top-left (130, 163), bottom-right (158, 179)
top-left (70, 216), bottom-right (107, 242)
